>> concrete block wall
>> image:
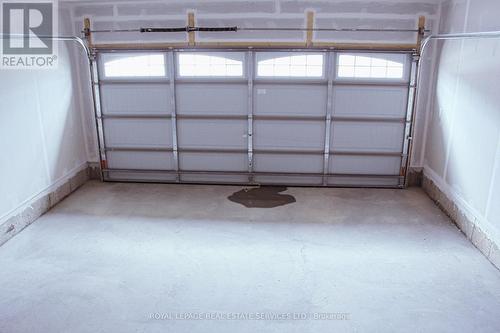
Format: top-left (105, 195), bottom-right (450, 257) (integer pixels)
top-left (423, 175), bottom-right (500, 271)
top-left (64, 0), bottom-right (442, 165)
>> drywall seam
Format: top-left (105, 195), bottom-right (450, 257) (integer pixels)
top-left (0, 161), bottom-right (89, 224)
top-left (463, 0), bottom-right (471, 32)
top-left (441, 0), bottom-right (470, 180)
top-left (441, 53), bottom-right (461, 178)
top-left (33, 75), bottom-right (52, 184)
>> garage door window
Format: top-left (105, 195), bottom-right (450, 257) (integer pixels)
top-left (256, 53), bottom-right (324, 78)
top-left (101, 53), bottom-right (166, 78)
top-left (337, 53), bottom-right (406, 80)
top-left (177, 53), bottom-right (244, 77)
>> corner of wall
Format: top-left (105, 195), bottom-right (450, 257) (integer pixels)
top-left (422, 170), bottom-right (500, 271)
top-left (0, 163), bottom-right (98, 248)
top-left (407, 167), bottom-right (423, 187)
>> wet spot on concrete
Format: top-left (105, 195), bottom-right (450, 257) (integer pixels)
top-left (228, 186), bottom-right (296, 208)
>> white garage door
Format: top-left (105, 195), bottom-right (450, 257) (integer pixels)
top-left (93, 50), bottom-right (416, 187)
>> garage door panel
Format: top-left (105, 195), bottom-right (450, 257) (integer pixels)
top-left (333, 86), bottom-right (408, 118)
top-left (254, 84), bottom-right (327, 116)
top-left (107, 151), bottom-right (174, 170)
top-left (254, 175), bottom-right (323, 185)
top-left (254, 154), bottom-right (323, 173)
top-left (329, 155), bottom-right (401, 175)
top-left (180, 153), bottom-right (247, 171)
top-left (97, 50), bottom-right (413, 187)
top-left (254, 120), bottom-right (325, 150)
top-left (101, 84), bottom-right (171, 115)
top-left (177, 119), bottom-right (246, 149)
top-left (180, 174), bottom-right (248, 184)
top-left (177, 83), bottom-right (247, 115)
top-left (327, 176), bottom-right (401, 187)
top-left (331, 122), bottom-right (405, 153)
top-left (104, 119), bottom-right (172, 148)
top-left (106, 171), bottom-right (177, 182)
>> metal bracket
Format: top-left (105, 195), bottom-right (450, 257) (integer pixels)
top-left (88, 52), bottom-right (98, 64)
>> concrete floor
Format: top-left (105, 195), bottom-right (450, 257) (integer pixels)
top-left (1, 181), bottom-right (500, 333)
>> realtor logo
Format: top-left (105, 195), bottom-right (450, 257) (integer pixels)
top-left (1, 0), bottom-right (57, 68)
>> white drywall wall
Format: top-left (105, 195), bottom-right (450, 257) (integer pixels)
top-left (423, 0), bottom-right (500, 244)
top-left (0, 7), bottom-right (88, 224)
top-left (64, 0), bottom-right (441, 164)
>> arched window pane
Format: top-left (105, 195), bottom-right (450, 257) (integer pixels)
top-left (256, 53), bottom-right (324, 78)
top-left (337, 53), bottom-right (406, 79)
top-left (103, 54), bottom-right (166, 78)
top-left (178, 53), bottom-right (244, 77)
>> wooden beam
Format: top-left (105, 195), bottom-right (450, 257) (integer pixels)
top-left (83, 17), bottom-right (92, 47)
top-left (197, 41), bottom-right (308, 48)
top-left (306, 11), bottom-right (314, 47)
top-left (417, 15), bottom-right (426, 54)
top-left (92, 41), bottom-right (417, 52)
top-left (188, 12), bottom-right (195, 46)
top-left (93, 42), bottom-right (188, 50)
top-left (312, 42), bottom-right (417, 51)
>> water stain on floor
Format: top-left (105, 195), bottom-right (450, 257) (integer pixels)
top-left (228, 186), bottom-right (296, 208)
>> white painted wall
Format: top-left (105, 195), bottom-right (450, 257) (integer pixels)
top-left (0, 7), bottom-right (88, 224)
top-left (63, 0), bottom-right (441, 163)
top-left (422, 0), bottom-right (500, 244)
